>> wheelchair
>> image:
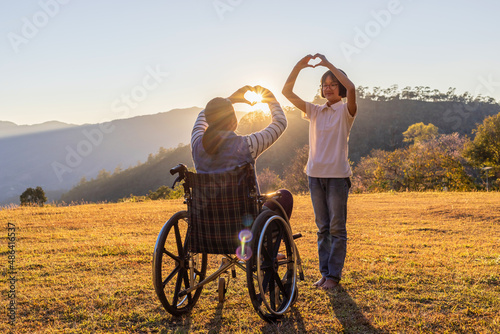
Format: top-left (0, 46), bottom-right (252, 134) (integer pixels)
top-left (152, 163), bottom-right (304, 322)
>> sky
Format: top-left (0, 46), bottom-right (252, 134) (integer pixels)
top-left (1, 0), bottom-right (499, 125)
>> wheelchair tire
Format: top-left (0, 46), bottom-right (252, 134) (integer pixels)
top-left (246, 210), bottom-right (297, 322)
top-left (152, 210), bottom-right (207, 316)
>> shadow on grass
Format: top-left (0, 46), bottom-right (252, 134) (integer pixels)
top-left (259, 305), bottom-right (307, 333)
top-left (206, 302), bottom-right (224, 334)
top-left (327, 286), bottom-right (381, 334)
top-left (159, 314), bottom-right (192, 333)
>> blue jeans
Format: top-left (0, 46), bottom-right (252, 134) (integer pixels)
top-left (308, 177), bottom-right (349, 282)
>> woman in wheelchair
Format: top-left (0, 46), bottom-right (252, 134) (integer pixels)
top-left (190, 85), bottom-right (293, 219)
top-left (153, 86), bottom-right (303, 322)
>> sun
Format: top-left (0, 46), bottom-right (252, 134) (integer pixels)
top-left (243, 90), bottom-right (271, 114)
top-left (244, 91), bottom-right (263, 105)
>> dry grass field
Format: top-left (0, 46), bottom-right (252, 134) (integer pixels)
top-left (1, 192), bottom-right (499, 333)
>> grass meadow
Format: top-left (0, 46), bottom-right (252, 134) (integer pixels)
top-left (1, 192), bottom-right (499, 333)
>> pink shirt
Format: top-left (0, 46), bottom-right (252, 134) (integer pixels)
top-left (304, 100), bottom-right (356, 178)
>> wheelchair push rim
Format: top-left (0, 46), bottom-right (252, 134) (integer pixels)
top-left (246, 211), bottom-right (297, 322)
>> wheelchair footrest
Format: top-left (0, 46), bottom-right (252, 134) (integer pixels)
top-left (293, 233), bottom-right (302, 240)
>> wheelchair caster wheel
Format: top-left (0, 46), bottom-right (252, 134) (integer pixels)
top-left (218, 277), bottom-right (226, 303)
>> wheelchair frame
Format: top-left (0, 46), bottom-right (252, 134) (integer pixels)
top-left (152, 164), bottom-right (304, 322)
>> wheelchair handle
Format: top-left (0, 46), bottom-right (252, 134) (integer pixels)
top-left (170, 163), bottom-right (187, 176)
top-left (170, 163), bottom-right (188, 189)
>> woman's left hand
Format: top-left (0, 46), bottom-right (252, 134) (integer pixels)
top-left (313, 53), bottom-right (331, 68)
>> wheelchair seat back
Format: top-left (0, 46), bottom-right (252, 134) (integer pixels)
top-left (187, 164), bottom-right (260, 254)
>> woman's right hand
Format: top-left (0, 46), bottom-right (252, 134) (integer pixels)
top-left (296, 54), bottom-right (315, 70)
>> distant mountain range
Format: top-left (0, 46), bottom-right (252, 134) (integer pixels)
top-left (0, 107), bottom-right (202, 204)
top-left (0, 120), bottom-right (77, 138)
top-left (2, 96), bottom-right (499, 205)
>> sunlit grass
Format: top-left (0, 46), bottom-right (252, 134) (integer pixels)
top-left (0, 193), bottom-right (499, 333)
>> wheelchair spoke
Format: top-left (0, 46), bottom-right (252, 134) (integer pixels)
top-left (269, 274), bottom-right (276, 310)
top-left (261, 267), bottom-right (273, 293)
top-left (163, 248), bottom-right (180, 262)
top-left (272, 233), bottom-right (282, 259)
top-left (193, 267), bottom-right (203, 276)
top-left (172, 270), bottom-right (184, 306)
top-left (264, 228), bottom-right (275, 260)
top-left (182, 269), bottom-right (193, 303)
top-left (182, 265), bottom-right (191, 289)
top-left (173, 223), bottom-right (184, 257)
top-left (162, 265), bottom-right (181, 288)
top-left (272, 271), bottom-right (288, 299)
top-left (261, 247), bottom-right (272, 264)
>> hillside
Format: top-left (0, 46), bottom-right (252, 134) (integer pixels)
top-left (60, 145), bottom-right (194, 203)
top-left (0, 107), bottom-right (202, 204)
top-left (60, 95), bottom-right (500, 203)
top-left (3, 88), bottom-right (499, 205)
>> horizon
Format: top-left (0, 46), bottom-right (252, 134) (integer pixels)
top-left (2, 83), bottom-right (498, 126)
top-left (1, 1), bottom-right (500, 125)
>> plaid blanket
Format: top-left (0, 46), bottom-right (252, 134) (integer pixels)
top-left (187, 166), bottom-right (259, 254)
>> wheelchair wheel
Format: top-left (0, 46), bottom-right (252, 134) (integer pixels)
top-left (153, 210), bottom-right (207, 316)
top-left (246, 210), bottom-right (297, 322)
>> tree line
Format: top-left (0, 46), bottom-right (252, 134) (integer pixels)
top-left (55, 86), bottom-right (500, 203)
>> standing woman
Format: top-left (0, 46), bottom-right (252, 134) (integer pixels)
top-left (282, 53), bottom-right (357, 289)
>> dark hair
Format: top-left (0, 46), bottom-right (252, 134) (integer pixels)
top-left (202, 97), bottom-right (237, 155)
top-left (320, 70), bottom-right (347, 98)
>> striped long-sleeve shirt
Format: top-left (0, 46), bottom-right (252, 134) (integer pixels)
top-left (191, 101), bottom-right (287, 161)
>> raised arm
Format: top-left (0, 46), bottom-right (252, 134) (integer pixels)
top-left (246, 86), bottom-right (287, 159)
top-left (191, 109), bottom-right (208, 149)
top-left (314, 53), bottom-right (357, 116)
top-left (282, 55), bottom-right (315, 113)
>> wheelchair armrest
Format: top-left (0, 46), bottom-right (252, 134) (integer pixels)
top-left (260, 190), bottom-right (282, 201)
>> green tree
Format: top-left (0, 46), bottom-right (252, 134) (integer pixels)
top-left (352, 134), bottom-right (475, 192)
top-left (257, 168), bottom-right (283, 194)
top-left (20, 186), bottom-right (47, 206)
top-left (147, 183), bottom-right (184, 200)
top-left (237, 111), bottom-right (271, 135)
top-left (97, 169), bottom-right (111, 179)
top-left (403, 122), bottom-right (439, 144)
top-left (283, 145), bottom-right (309, 193)
top-left (464, 113), bottom-right (500, 168)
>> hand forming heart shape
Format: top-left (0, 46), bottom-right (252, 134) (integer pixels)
top-left (308, 56), bottom-right (322, 68)
top-left (244, 90), bottom-right (262, 105)
top-left (228, 85), bottom-right (275, 106)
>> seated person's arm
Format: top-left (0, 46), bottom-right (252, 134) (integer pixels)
top-left (246, 87), bottom-right (287, 159)
top-left (191, 109), bottom-right (208, 149)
